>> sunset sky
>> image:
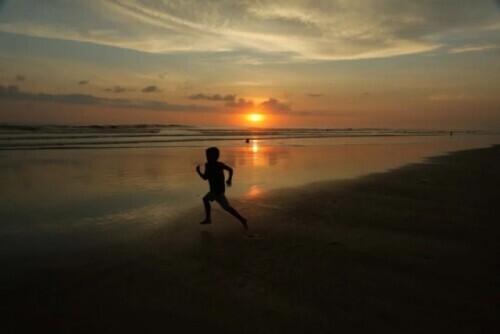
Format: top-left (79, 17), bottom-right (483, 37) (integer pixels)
top-left (0, 0), bottom-right (499, 129)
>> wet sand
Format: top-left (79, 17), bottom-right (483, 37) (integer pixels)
top-left (2, 145), bottom-right (499, 333)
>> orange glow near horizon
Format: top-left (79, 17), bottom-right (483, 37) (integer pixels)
top-left (247, 113), bottom-right (264, 123)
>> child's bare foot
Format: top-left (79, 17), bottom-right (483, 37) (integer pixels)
top-left (199, 219), bottom-right (211, 225)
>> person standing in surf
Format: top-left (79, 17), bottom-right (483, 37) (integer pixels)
top-left (196, 147), bottom-right (248, 231)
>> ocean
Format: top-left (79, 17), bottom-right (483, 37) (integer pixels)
top-left (1, 124), bottom-right (499, 260)
top-left (0, 124), bottom-right (490, 150)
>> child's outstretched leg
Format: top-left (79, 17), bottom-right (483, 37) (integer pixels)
top-left (200, 194), bottom-right (211, 225)
top-left (226, 206), bottom-right (248, 231)
top-left (218, 197), bottom-right (248, 231)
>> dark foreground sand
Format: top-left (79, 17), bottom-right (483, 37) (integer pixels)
top-left (2, 146), bottom-right (499, 333)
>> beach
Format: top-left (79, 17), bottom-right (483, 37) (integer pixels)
top-left (2, 144), bottom-right (499, 333)
top-left (3, 2), bottom-right (499, 331)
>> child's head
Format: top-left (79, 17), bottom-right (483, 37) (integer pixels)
top-left (206, 147), bottom-right (220, 162)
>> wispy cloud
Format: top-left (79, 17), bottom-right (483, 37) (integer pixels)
top-left (224, 97), bottom-right (294, 114)
top-left (1, 0), bottom-right (498, 61)
top-left (449, 44), bottom-right (499, 54)
top-left (0, 85), bottom-right (214, 112)
top-left (104, 85), bottom-right (133, 93)
top-left (260, 98), bottom-right (291, 113)
top-left (225, 98), bottom-right (254, 109)
top-left (77, 80), bottom-right (89, 85)
top-left (306, 93), bottom-right (324, 98)
top-left (188, 93), bottom-right (235, 102)
top-left (141, 85), bottom-right (161, 93)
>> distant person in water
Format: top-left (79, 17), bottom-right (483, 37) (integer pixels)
top-left (196, 147), bottom-right (248, 230)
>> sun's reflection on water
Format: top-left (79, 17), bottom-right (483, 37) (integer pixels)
top-left (248, 140), bottom-right (266, 167)
top-left (245, 184), bottom-right (262, 198)
top-left (251, 141), bottom-right (259, 153)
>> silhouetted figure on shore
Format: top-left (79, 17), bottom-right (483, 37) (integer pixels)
top-left (196, 147), bottom-right (248, 230)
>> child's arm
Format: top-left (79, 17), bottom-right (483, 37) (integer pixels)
top-left (223, 164), bottom-right (233, 186)
top-left (196, 165), bottom-right (207, 180)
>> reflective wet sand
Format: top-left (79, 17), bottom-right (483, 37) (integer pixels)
top-left (0, 135), bottom-right (499, 256)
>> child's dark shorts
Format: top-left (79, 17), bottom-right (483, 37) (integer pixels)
top-left (203, 192), bottom-right (230, 208)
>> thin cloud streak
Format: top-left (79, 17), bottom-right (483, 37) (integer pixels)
top-left (188, 93), bottom-right (236, 102)
top-left (449, 44), bottom-right (499, 54)
top-left (0, 85), bottom-right (214, 112)
top-left (104, 86), bottom-right (131, 93)
top-left (141, 85), bottom-right (161, 93)
top-left (1, 0), bottom-right (498, 61)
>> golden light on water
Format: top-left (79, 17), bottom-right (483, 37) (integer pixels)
top-left (246, 185), bottom-right (262, 198)
top-left (252, 142), bottom-right (259, 153)
top-left (248, 140), bottom-right (264, 166)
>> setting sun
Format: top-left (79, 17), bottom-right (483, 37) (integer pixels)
top-left (247, 113), bottom-right (264, 123)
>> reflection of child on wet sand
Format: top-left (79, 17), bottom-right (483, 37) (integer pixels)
top-left (196, 147), bottom-right (248, 231)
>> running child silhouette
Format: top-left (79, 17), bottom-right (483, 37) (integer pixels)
top-left (196, 147), bottom-right (248, 230)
